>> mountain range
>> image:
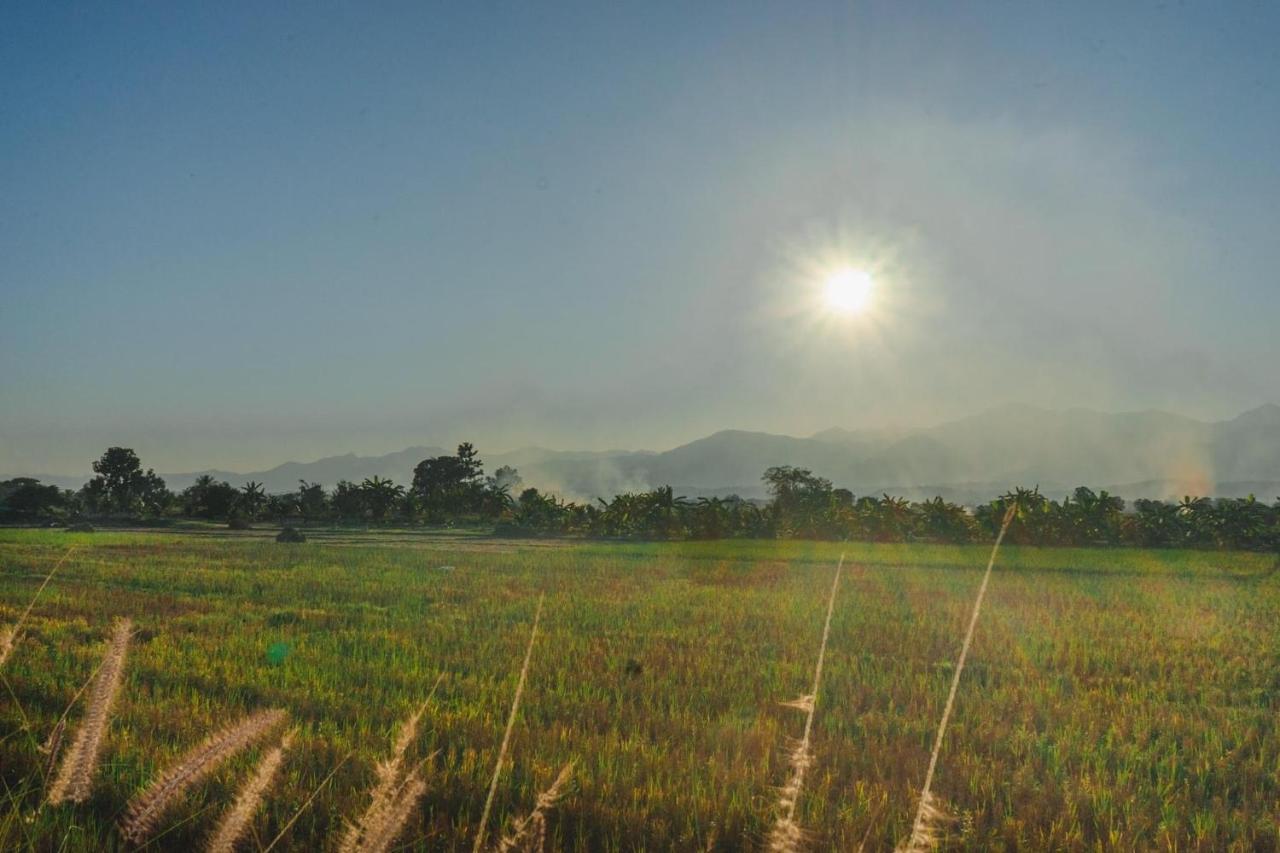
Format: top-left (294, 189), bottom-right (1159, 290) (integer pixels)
top-left (14, 404), bottom-right (1280, 504)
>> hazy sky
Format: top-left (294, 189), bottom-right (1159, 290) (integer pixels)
top-left (4, 2), bottom-right (1279, 474)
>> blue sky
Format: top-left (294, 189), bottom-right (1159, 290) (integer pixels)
top-left (3, 2), bottom-right (1279, 473)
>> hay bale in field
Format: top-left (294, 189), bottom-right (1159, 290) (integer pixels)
top-left (65, 522), bottom-right (95, 533)
top-left (227, 517), bottom-right (251, 530)
top-left (275, 526), bottom-right (306, 543)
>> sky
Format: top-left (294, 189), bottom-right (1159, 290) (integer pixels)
top-left (3, 1), bottom-right (1279, 475)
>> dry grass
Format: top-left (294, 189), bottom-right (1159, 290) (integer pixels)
top-left (495, 761), bottom-right (574, 853)
top-left (120, 707), bottom-right (286, 846)
top-left (0, 546), bottom-right (75, 671)
top-left (6, 530), bottom-right (1279, 849)
top-left (0, 626), bottom-right (13, 671)
top-left (898, 504), bottom-right (1017, 852)
top-left (899, 790), bottom-right (950, 853)
top-left (357, 770), bottom-right (429, 853)
top-left (39, 718), bottom-right (67, 783)
top-left (339, 673), bottom-right (443, 853)
top-left (766, 554), bottom-right (844, 853)
top-left (46, 616), bottom-right (132, 805)
top-left (261, 751), bottom-right (354, 853)
top-left (473, 593), bottom-right (546, 853)
top-left (205, 729), bottom-right (295, 853)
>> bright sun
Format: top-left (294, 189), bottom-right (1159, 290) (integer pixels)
top-left (823, 267), bottom-right (874, 315)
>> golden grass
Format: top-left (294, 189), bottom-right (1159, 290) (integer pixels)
top-left (473, 593), bottom-right (546, 853)
top-left (495, 761), bottom-right (574, 852)
top-left (767, 554), bottom-right (844, 853)
top-left (46, 616), bottom-right (132, 805)
top-left (358, 770), bottom-right (429, 853)
top-left (120, 707), bottom-right (286, 846)
top-left (5, 530), bottom-right (1279, 848)
top-left (0, 546), bottom-right (75, 671)
top-left (205, 729), bottom-right (295, 853)
top-left (339, 673), bottom-right (443, 853)
top-left (899, 505), bottom-right (1017, 852)
top-left (0, 626), bottom-right (13, 671)
top-left (38, 718), bottom-right (66, 783)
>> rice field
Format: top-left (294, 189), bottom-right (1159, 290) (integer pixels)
top-left (1, 528), bottom-right (1278, 851)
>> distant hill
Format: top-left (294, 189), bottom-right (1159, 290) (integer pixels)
top-left (12, 404), bottom-right (1280, 504)
top-left (21, 446), bottom-right (447, 494)
top-left (158, 445), bottom-right (451, 493)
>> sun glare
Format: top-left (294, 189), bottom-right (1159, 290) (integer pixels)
top-left (823, 267), bottom-right (874, 315)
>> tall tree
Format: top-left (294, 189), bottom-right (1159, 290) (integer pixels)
top-left (0, 478), bottom-right (66, 519)
top-left (181, 475), bottom-right (239, 519)
top-left (84, 447), bottom-right (168, 515)
top-left (489, 465), bottom-right (522, 493)
top-left (411, 444), bottom-right (487, 518)
top-left (762, 466), bottom-right (832, 537)
top-left (331, 480), bottom-right (368, 520)
top-left (296, 480), bottom-right (329, 520)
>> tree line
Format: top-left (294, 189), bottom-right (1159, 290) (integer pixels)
top-left (3, 445), bottom-right (1279, 550)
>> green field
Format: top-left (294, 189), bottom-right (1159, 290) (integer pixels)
top-left (2, 529), bottom-right (1278, 851)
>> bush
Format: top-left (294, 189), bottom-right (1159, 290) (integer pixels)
top-left (65, 521), bottom-right (95, 533)
top-left (227, 517), bottom-right (251, 530)
top-left (492, 522), bottom-right (538, 538)
top-left (275, 526), bottom-right (306, 543)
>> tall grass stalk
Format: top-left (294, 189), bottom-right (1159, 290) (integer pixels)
top-left (205, 729), bottom-right (295, 853)
top-left (473, 593), bottom-right (545, 853)
top-left (358, 766), bottom-right (430, 853)
top-left (40, 648), bottom-right (111, 787)
top-left (46, 616), bottom-right (132, 805)
top-left (495, 761), bottom-right (574, 853)
top-left (899, 504), bottom-right (1017, 852)
top-left (120, 707), bottom-right (286, 846)
top-left (339, 672), bottom-right (443, 853)
top-left (767, 553), bottom-right (844, 853)
top-left (260, 751), bottom-right (353, 853)
top-left (0, 546), bottom-right (76, 671)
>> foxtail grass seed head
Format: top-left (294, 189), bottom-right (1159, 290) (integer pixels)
top-left (897, 791), bottom-right (950, 853)
top-left (205, 730), bottom-right (295, 853)
top-left (0, 625), bottom-right (14, 670)
top-left (120, 707), bottom-right (287, 846)
top-left (340, 677), bottom-right (443, 853)
top-left (473, 594), bottom-right (545, 853)
top-left (40, 718), bottom-right (67, 782)
top-left (47, 617), bottom-right (133, 805)
top-left (495, 761), bottom-right (574, 853)
top-left (358, 770), bottom-right (429, 853)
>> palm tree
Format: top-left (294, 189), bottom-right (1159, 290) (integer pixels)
top-left (1001, 486), bottom-right (1047, 544)
top-left (1063, 487), bottom-right (1125, 545)
top-left (360, 477), bottom-right (405, 523)
top-left (643, 486), bottom-right (689, 539)
top-left (481, 482), bottom-right (514, 519)
top-left (916, 496), bottom-right (974, 543)
top-left (691, 497), bottom-right (730, 539)
top-left (877, 495), bottom-right (913, 542)
top-left (1178, 495), bottom-right (1213, 545)
top-left (1132, 499), bottom-right (1181, 547)
top-left (238, 481), bottom-right (266, 520)
top-left (1213, 495), bottom-right (1269, 549)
